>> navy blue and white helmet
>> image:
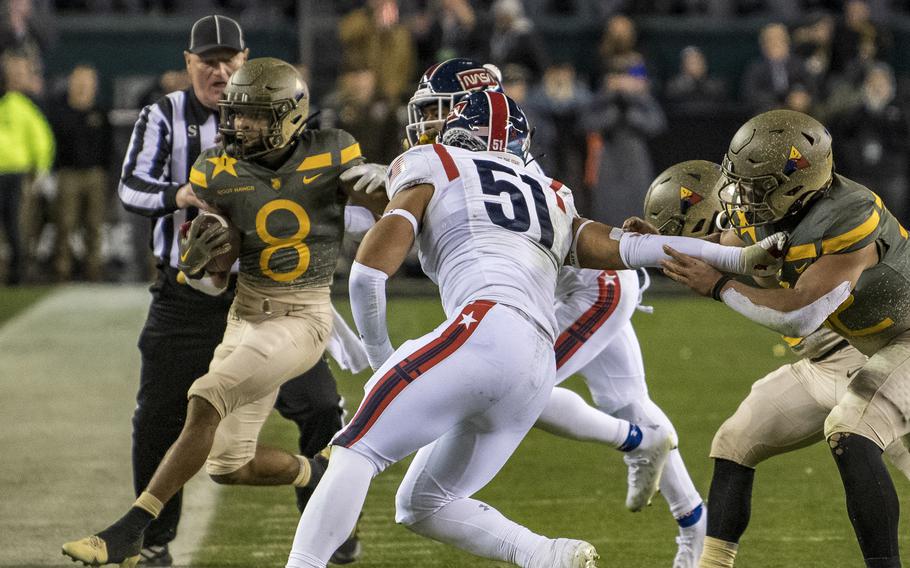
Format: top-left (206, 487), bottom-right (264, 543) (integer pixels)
top-left (406, 58), bottom-right (503, 146)
top-left (439, 90), bottom-right (531, 161)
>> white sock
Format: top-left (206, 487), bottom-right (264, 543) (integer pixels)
top-left (535, 387), bottom-right (629, 447)
top-left (286, 447), bottom-right (375, 568)
top-left (661, 449), bottom-right (704, 519)
top-left (407, 498), bottom-right (549, 567)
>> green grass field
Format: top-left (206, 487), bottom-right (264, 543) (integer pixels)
top-left (2, 288), bottom-right (909, 567)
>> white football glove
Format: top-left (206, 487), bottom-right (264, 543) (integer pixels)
top-left (340, 163), bottom-right (388, 194)
top-left (740, 231), bottom-right (789, 277)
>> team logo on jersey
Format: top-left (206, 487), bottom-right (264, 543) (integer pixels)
top-left (456, 69), bottom-right (497, 92)
top-left (271, 178), bottom-right (282, 190)
top-left (783, 146), bottom-right (811, 175)
top-left (207, 153), bottom-right (239, 178)
top-left (679, 186), bottom-right (703, 214)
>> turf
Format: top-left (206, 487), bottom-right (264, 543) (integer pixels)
top-left (0, 285), bottom-right (52, 325)
top-left (191, 297), bottom-right (910, 568)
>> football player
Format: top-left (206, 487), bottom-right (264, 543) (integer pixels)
top-left (632, 158), bottom-right (910, 567)
top-left (356, 58), bottom-right (708, 567)
top-left (286, 90), bottom-right (788, 568)
top-left (62, 58), bottom-right (383, 568)
top-left (660, 109), bottom-right (910, 568)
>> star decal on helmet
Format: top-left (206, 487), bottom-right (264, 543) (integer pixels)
top-left (783, 146), bottom-right (811, 175)
top-left (679, 186), bottom-right (703, 214)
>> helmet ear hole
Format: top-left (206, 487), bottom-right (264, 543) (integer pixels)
top-left (692, 219), bottom-right (706, 234)
top-left (785, 185), bottom-right (804, 196)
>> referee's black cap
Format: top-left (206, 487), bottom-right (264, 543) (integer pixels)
top-left (188, 15), bottom-right (245, 55)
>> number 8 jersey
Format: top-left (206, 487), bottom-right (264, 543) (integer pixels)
top-left (388, 143), bottom-right (577, 339)
top-left (189, 129), bottom-right (363, 289)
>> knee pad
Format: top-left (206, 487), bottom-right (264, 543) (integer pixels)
top-left (710, 413), bottom-right (766, 468)
top-left (824, 391), bottom-right (890, 449)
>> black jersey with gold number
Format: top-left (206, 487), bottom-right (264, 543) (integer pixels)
top-left (189, 129), bottom-right (363, 289)
top-left (733, 174), bottom-right (910, 355)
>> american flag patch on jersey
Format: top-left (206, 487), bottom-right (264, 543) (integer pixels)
top-left (389, 155), bottom-right (406, 184)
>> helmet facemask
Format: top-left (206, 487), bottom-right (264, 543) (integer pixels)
top-left (407, 91), bottom-right (466, 146)
top-left (219, 97), bottom-right (304, 160)
top-left (717, 160), bottom-right (788, 228)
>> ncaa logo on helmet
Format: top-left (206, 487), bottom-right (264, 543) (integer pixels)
top-left (456, 69), bottom-right (497, 92)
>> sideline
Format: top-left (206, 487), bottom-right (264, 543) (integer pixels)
top-left (0, 285), bottom-right (219, 567)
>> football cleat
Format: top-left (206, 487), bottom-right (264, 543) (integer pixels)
top-left (62, 535), bottom-right (140, 567)
top-left (138, 544), bottom-right (172, 566)
top-left (673, 506), bottom-right (707, 568)
top-left (329, 533), bottom-right (362, 565)
top-left (623, 423), bottom-right (676, 512)
top-left (530, 538), bottom-right (599, 568)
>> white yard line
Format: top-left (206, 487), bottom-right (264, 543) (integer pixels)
top-left (0, 285), bottom-right (219, 567)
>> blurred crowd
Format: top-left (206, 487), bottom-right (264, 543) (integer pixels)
top-left (2, 0), bottom-right (910, 284)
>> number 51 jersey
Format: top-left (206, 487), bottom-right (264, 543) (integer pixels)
top-left (388, 143), bottom-right (577, 339)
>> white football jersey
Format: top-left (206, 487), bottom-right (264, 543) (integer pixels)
top-left (387, 143), bottom-right (577, 338)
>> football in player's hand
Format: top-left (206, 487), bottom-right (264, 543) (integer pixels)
top-left (196, 212), bottom-right (241, 273)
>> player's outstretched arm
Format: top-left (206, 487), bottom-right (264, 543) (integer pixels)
top-left (349, 183), bottom-right (434, 370)
top-left (661, 242), bottom-right (878, 337)
top-left (570, 217), bottom-right (786, 276)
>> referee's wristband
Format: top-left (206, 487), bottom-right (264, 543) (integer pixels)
top-left (711, 275), bottom-right (735, 301)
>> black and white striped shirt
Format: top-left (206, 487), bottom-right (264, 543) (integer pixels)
top-left (118, 88), bottom-right (219, 269)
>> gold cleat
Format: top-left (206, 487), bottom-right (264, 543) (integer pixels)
top-left (62, 535), bottom-right (139, 567)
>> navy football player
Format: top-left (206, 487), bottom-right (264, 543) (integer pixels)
top-left (661, 110), bottom-right (910, 568)
top-left (397, 59), bottom-right (707, 567)
top-left (62, 58), bottom-right (382, 567)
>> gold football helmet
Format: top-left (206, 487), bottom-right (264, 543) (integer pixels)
top-left (643, 160), bottom-right (723, 237)
top-left (218, 57), bottom-right (309, 159)
top-left (719, 109), bottom-right (833, 228)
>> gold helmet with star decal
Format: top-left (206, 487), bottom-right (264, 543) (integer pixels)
top-left (218, 57), bottom-right (309, 159)
top-left (643, 160), bottom-right (724, 237)
top-left (718, 109), bottom-right (833, 228)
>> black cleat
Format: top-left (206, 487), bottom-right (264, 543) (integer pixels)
top-left (138, 544), bottom-right (172, 566)
top-left (329, 534), bottom-right (362, 565)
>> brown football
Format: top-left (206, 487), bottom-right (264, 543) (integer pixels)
top-left (195, 212), bottom-right (241, 273)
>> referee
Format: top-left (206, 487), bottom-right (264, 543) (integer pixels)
top-left (118, 15), bottom-right (356, 565)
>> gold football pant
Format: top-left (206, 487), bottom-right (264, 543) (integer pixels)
top-left (826, 329), bottom-right (910, 451)
top-left (188, 282), bottom-right (333, 475)
top-left (711, 343), bottom-right (910, 475)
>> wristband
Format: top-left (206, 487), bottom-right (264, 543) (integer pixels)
top-left (711, 275), bottom-right (735, 301)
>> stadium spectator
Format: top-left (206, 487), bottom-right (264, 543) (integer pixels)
top-left (582, 65), bottom-right (666, 227)
top-left (830, 0), bottom-right (891, 76)
top-left (792, 12), bottom-right (835, 95)
top-left (830, 63), bottom-right (910, 225)
top-left (139, 69), bottom-right (191, 108)
top-left (483, 0), bottom-right (547, 80)
top-left (525, 61), bottom-right (591, 201)
top-left (115, 15), bottom-right (355, 565)
top-left (741, 22), bottom-right (810, 112)
top-left (598, 14), bottom-right (646, 81)
top-left (664, 45), bottom-right (727, 109)
top-left (410, 0), bottom-right (479, 75)
top-left (0, 51), bottom-right (53, 285)
top-left (0, 0), bottom-right (50, 73)
top-left (48, 64), bottom-right (111, 281)
top-left (321, 67), bottom-right (401, 165)
top-left (339, 0), bottom-right (416, 102)
top-left (783, 83), bottom-right (814, 114)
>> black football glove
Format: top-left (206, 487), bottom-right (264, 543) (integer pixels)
top-left (177, 215), bottom-right (232, 276)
